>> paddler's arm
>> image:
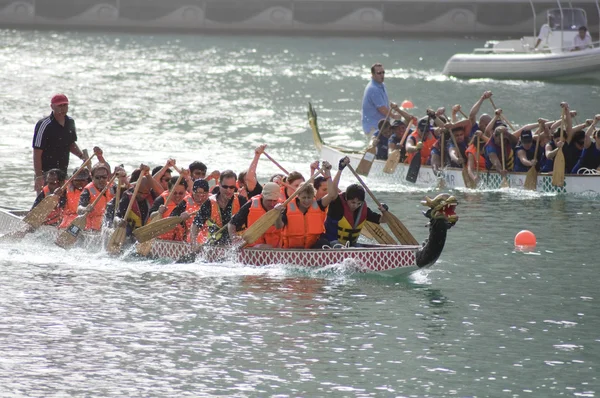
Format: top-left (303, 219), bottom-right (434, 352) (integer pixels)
top-left (488, 151), bottom-right (505, 174)
top-left (318, 162), bottom-right (334, 207)
top-left (467, 153), bottom-right (478, 182)
top-left (486, 109), bottom-right (502, 137)
top-left (516, 148), bottom-right (535, 167)
top-left (93, 146), bottom-right (110, 173)
top-left (77, 188), bottom-right (91, 215)
top-left (328, 157), bottom-right (347, 202)
top-left (390, 104), bottom-right (414, 122)
top-left (405, 136), bottom-right (421, 153)
top-left (152, 159), bottom-right (176, 192)
top-left (469, 91), bottom-right (492, 126)
top-left (583, 117), bottom-right (598, 149)
top-left (245, 144), bottom-right (266, 192)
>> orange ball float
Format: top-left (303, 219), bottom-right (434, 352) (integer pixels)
top-left (514, 230), bottom-right (537, 247)
top-left (401, 99), bottom-right (414, 109)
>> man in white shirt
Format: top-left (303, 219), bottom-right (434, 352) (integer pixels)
top-left (573, 26), bottom-right (592, 51)
top-left (534, 14), bottom-right (556, 50)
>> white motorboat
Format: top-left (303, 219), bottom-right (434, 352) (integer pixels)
top-left (443, 1), bottom-right (600, 81)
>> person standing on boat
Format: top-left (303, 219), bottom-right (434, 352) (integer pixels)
top-left (33, 94), bottom-right (87, 194)
top-left (361, 63), bottom-right (402, 135)
top-left (572, 26), bottom-right (593, 51)
top-left (323, 157), bottom-right (387, 247)
top-left (534, 14), bottom-right (557, 50)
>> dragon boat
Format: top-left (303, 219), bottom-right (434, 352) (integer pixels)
top-left (0, 194), bottom-right (458, 277)
top-left (308, 104), bottom-right (600, 195)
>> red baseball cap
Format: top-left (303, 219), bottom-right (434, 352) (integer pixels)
top-left (51, 94), bottom-right (69, 105)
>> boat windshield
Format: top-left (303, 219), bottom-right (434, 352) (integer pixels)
top-left (547, 8), bottom-right (588, 31)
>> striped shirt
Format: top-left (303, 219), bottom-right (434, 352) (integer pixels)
top-left (32, 112), bottom-right (77, 173)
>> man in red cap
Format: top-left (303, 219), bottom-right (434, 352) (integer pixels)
top-left (32, 93), bottom-right (87, 193)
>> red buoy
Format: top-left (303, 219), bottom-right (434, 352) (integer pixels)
top-left (514, 230), bottom-right (536, 247)
top-left (401, 100), bottom-right (414, 109)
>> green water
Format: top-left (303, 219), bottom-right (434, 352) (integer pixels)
top-left (0, 29), bottom-right (599, 397)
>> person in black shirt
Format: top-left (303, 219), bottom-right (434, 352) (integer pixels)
top-left (32, 94), bottom-right (86, 193)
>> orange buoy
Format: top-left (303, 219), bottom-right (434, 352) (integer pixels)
top-left (401, 99), bottom-right (414, 109)
top-left (514, 230), bottom-right (536, 247)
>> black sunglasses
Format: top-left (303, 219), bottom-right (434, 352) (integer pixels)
top-left (220, 185), bottom-right (236, 190)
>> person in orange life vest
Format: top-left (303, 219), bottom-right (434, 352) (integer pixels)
top-left (77, 163), bottom-right (113, 231)
top-left (113, 166), bottom-right (162, 236)
top-left (237, 144), bottom-right (267, 201)
top-left (148, 177), bottom-right (191, 241)
top-left (190, 170), bottom-right (247, 246)
top-left (58, 167), bottom-right (90, 229)
top-left (429, 127), bottom-right (451, 175)
top-left (281, 171), bottom-right (305, 201)
top-left (31, 168), bottom-right (66, 226)
top-left (323, 157), bottom-right (387, 246)
top-left (280, 162), bottom-right (334, 249)
top-left (228, 182), bottom-right (284, 248)
top-left (179, 179), bottom-right (211, 243)
top-left (405, 116), bottom-right (436, 165)
top-left (466, 130), bottom-right (488, 184)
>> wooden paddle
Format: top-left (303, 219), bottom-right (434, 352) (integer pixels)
top-left (176, 224), bottom-right (230, 264)
top-left (489, 98), bottom-right (516, 132)
top-left (552, 109), bottom-right (566, 187)
top-left (113, 180), bottom-right (122, 225)
top-left (476, 136), bottom-right (481, 180)
top-left (524, 123), bottom-right (543, 190)
top-left (136, 174), bottom-right (184, 255)
top-left (406, 116), bottom-right (431, 183)
top-left (55, 174), bottom-right (117, 249)
top-left (23, 155), bottom-right (96, 230)
top-left (262, 151), bottom-right (290, 175)
top-left (347, 164), bottom-right (418, 245)
top-left (106, 174), bottom-right (143, 255)
top-left (242, 167), bottom-right (325, 245)
top-left (437, 128), bottom-right (447, 189)
top-left (499, 130), bottom-right (510, 188)
top-left (383, 118), bottom-right (414, 174)
top-left (362, 221), bottom-right (397, 245)
top-left (356, 108), bottom-right (392, 176)
top-left (133, 207), bottom-right (202, 244)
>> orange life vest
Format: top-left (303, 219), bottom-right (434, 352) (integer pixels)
top-left (157, 190), bottom-right (185, 241)
top-left (466, 143), bottom-right (486, 171)
top-left (405, 131), bottom-right (436, 165)
top-left (83, 182), bottom-right (114, 231)
top-left (182, 195), bottom-right (203, 243)
top-left (281, 199), bottom-right (326, 249)
top-left (198, 194), bottom-right (242, 243)
top-left (40, 185), bottom-right (63, 226)
top-left (58, 184), bottom-right (83, 229)
top-left (247, 195), bottom-right (281, 247)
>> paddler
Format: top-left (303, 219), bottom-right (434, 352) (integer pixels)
top-left (280, 161), bottom-right (333, 249)
top-left (30, 168), bottom-right (66, 226)
top-left (465, 130), bottom-right (487, 184)
top-left (190, 170), bottom-right (246, 245)
top-left (228, 182), bottom-right (283, 248)
top-left (148, 176), bottom-right (191, 241)
top-left (57, 167), bottom-right (90, 229)
top-left (404, 116), bottom-right (436, 166)
top-left (77, 163), bottom-right (113, 231)
top-left (180, 179), bottom-right (211, 243)
top-left (113, 166), bottom-right (160, 236)
top-left (323, 157), bottom-right (387, 247)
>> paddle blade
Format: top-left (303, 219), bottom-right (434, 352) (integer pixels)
top-left (462, 167), bottom-right (476, 189)
top-left (382, 211), bottom-right (419, 245)
top-left (132, 216), bottom-right (182, 243)
top-left (106, 223), bottom-right (127, 255)
top-left (55, 214), bottom-right (87, 249)
top-left (23, 195), bottom-right (60, 229)
top-left (242, 208), bottom-right (280, 245)
top-left (383, 150), bottom-right (400, 174)
top-left (552, 149), bottom-right (565, 187)
top-left (362, 221), bottom-right (397, 245)
top-left (501, 176), bottom-right (510, 189)
top-left (135, 240), bottom-right (154, 256)
top-left (524, 167), bottom-right (538, 190)
top-left (406, 153), bottom-right (421, 183)
top-left (355, 146), bottom-right (376, 176)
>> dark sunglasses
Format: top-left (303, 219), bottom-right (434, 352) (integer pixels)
top-left (94, 175), bottom-right (108, 180)
top-left (220, 185), bottom-right (236, 190)
top-left (376, 71), bottom-right (385, 75)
